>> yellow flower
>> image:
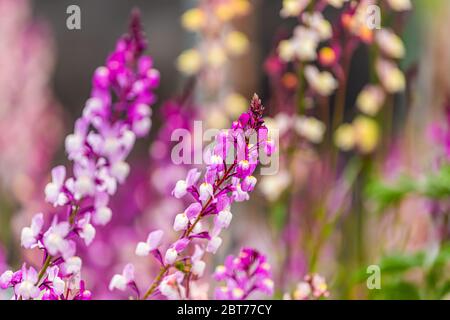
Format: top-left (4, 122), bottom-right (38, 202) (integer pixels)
top-left (215, 3), bottom-right (235, 22)
top-left (281, 0), bottom-right (310, 18)
top-left (224, 93), bottom-right (248, 118)
top-left (376, 59), bottom-right (405, 93)
top-left (356, 85), bottom-right (386, 116)
top-left (181, 8), bottom-right (206, 32)
top-left (231, 0), bottom-right (251, 16)
top-left (353, 116), bottom-right (379, 154)
top-left (207, 45), bottom-right (227, 68)
top-left (225, 31), bottom-right (249, 56)
top-left (375, 29), bottom-right (405, 59)
top-left (387, 0), bottom-right (412, 11)
top-left (177, 49), bottom-right (202, 75)
top-left (334, 124), bottom-right (355, 151)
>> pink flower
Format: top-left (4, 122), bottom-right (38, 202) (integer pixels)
top-left (135, 230), bottom-right (164, 257)
top-left (109, 264), bottom-right (135, 292)
top-left (20, 213), bottom-right (44, 249)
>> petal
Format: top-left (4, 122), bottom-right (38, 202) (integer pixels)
top-left (51, 166), bottom-right (66, 187)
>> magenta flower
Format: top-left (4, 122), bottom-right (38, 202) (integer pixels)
top-left (0, 10), bottom-right (159, 300)
top-left (214, 247), bottom-right (274, 300)
top-left (110, 94), bottom-right (274, 300)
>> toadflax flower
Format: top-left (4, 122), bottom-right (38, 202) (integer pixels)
top-left (214, 248), bottom-right (274, 300)
top-left (283, 273), bottom-right (330, 300)
top-left (112, 94), bottom-right (275, 300)
top-left (1, 10), bottom-right (159, 300)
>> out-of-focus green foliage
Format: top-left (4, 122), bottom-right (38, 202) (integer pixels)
top-left (354, 245), bottom-right (450, 299)
top-left (366, 165), bottom-right (450, 211)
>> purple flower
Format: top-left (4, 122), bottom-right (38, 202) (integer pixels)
top-left (214, 248), bottom-right (274, 300)
top-left (109, 264), bottom-right (135, 292)
top-left (5, 10), bottom-right (159, 300)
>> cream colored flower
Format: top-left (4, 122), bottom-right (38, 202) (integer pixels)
top-left (280, 0), bottom-right (310, 18)
top-left (353, 116), bottom-right (379, 154)
top-left (224, 93), bottom-right (248, 118)
top-left (181, 8), bottom-right (206, 32)
top-left (303, 12), bottom-right (332, 40)
top-left (387, 0), bottom-right (412, 11)
top-left (376, 29), bottom-right (405, 59)
top-left (376, 59), bottom-right (406, 93)
top-left (207, 45), bottom-right (227, 68)
top-left (304, 65), bottom-right (338, 96)
top-left (334, 124), bottom-right (355, 151)
top-left (356, 84), bottom-right (386, 116)
top-left (259, 170), bottom-right (291, 202)
top-left (225, 31), bottom-right (249, 56)
top-left (177, 49), bottom-right (202, 75)
top-left (294, 116), bottom-right (326, 143)
top-left (326, 0), bottom-right (350, 8)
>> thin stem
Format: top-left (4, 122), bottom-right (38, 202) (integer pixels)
top-left (142, 162), bottom-right (237, 299)
top-left (37, 254), bottom-right (52, 284)
top-left (142, 265), bottom-right (170, 300)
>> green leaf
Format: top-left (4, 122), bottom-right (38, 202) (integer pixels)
top-left (379, 253), bottom-right (425, 274)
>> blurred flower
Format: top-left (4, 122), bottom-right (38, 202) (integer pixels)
top-left (214, 247), bottom-right (273, 299)
top-left (294, 116), bottom-right (326, 144)
top-left (376, 29), bottom-right (405, 59)
top-left (284, 273), bottom-right (329, 300)
top-left (304, 65), bottom-right (338, 96)
top-left (356, 84), bottom-right (386, 116)
top-left (376, 59), bottom-right (406, 93)
top-left (281, 0), bottom-right (310, 18)
top-left (387, 0), bottom-right (412, 11)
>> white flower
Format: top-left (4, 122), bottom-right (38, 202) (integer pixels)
top-left (376, 59), bottom-right (405, 93)
top-left (45, 166), bottom-right (68, 206)
top-left (21, 213), bottom-right (44, 249)
top-left (215, 210), bottom-right (233, 229)
top-left (93, 206), bottom-right (112, 226)
top-left (173, 213), bottom-right (189, 232)
top-left (304, 65), bottom-right (338, 96)
top-left (387, 0), bottom-right (412, 11)
top-left (15, 266), bottom-right (40, 300)
top-left (199, 182), bottom-right (213, 202)
top-left (110, 161), bottom-right (130, 184)
top-left (61, 256), bottom-right (82, 275)
top-left (172, 168), bottom-right (201, 199)
top-left (303, 12), bottom-right (332, 40)
top-left (294, 116), bottom-right (326, 143)
top-left (108, 264), bottom-right (135, 291)
top-left (135, 230), bottom-right (164, 257)
top-left (376, 29), bottom-right (405, 59)
top-left (164, 248), bottom-right (178, 265)
top-left (192, 260), bottom-right (206, 277)
top-left (79, 217), bottom-right (96, 246)
top-left (47, 266), bottom-right (65, 296)
top-left (280, 0), bottom-right (310, 17)
top-left (206, 236), bottom-right (223, 254)
top-left (43, 220), bottom-right (74, 259)
top-left (159, 273), bottom-right (185, 300)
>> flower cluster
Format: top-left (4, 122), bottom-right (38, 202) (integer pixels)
top-left (0, 11), bottom-right (159, 300)
top-left (178, 0), bottom-right (252, 129)
top-left (283, 273), bottom-right (329, 300)
top-left (0, 0), bottom-right (62, 198)
top-left (214, 247), bottom-right (274, 300)
top-left (178, 0), bottom-right (251, 76)
top-left (109, 94), bottom-right (274, 299)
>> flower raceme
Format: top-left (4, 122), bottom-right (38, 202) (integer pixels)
top-left (0, 11), bottom-right (159, 300)
top-left (109, 94), bottom-right (275, 300)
